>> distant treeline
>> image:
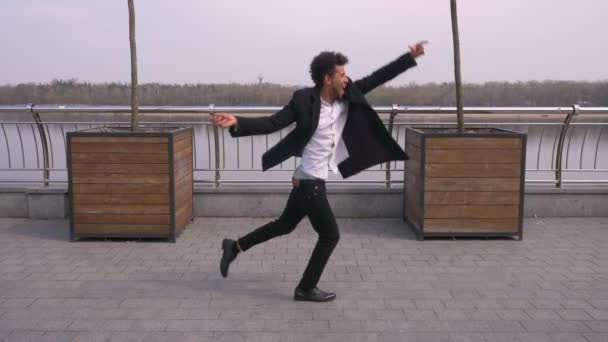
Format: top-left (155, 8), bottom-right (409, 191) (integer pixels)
top-left (1, 79), bottom-right (607, 106)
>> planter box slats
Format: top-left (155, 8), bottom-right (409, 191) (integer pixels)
top-left (68, 127), bottom-right (193, 241)
top-left (425, 137), bottom-right (522, 149)
top-left (72, 183), bottom-right (171, 194)
top-left (425, 149), bottom-right (521, 163)
top-left (71, 153), bottom-right (169, 164)
top-left (70, 142), bottom-right (169, 154)
top-left (425, 205), bottom-right (519, 219)
top-left (73, 213), bottom-right (170, 225)
top-left (404, 127), bottom-right (526, 240)
top-left (71, 163), bottom-right (169, 174)
top-left (71, 173), bottom-right (171, 184)
top-left (70, 136), bottom-right (168, 144)
top-left (424, 178), bottom-right (521, 191)
top-left (72, 193), bottom-right (170, 204)
top-left (72, 224), bottom-right (170, 235)
top-left (424, 219), bottom-right (519, 232)
top-left (424, 191), bottom-right (520, 205)
top-left (425, 164), bottom-right (521, 177)
top-left (73, 204), bottom-right (170, 214)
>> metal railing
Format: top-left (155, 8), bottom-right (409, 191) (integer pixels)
top-left (0, 104), bottom-right (607, 188)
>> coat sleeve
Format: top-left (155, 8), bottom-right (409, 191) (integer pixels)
top-left (229, 97), bottom-right (297, 137)
top-left (354, 52), bottom-right (417, 95)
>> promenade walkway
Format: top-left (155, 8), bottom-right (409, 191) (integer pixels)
top-left (0, 217), bottom-right (606, 341)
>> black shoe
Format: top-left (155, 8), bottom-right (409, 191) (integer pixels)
top-left (294, 287), bottom-right (336, 302)
top-left (220, 239), bottom-right (238, 278)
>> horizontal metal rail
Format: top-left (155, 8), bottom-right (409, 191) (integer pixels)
top-left (0, 104), bottom-right (607, 187)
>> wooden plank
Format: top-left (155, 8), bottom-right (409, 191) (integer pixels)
top-left (405, 158), bottom-right (421, 176)
top-left (426, 137), bottom-right (522, 150)
top-left (73, 213), bottom-right (170, 225)
top-left (71, 153), bottom-right (168, 164)
top-left (405, 144), bottom-right (422, 162)
top-left (424, 219), bottom-right (519, 233)
top-left (175, 172), bottom-right (192, 188)
top-left (174, 130), bottom-right (192, 143)
top-left (405, 198), bottom-right (422, 228)
top-left (425, 191), bottom-right (520, 205)
top-left (72, 183), bottom-right (170, 194)
top-left (425, 178), bottom-right (520, 191)
top-left (73, 193), bottom-right (170, 205)
top-left (174, 137), bottom-right (192, 152)
top-left (404, 171), bottom-right (422, 193)
top-left (425, 163), bottom-right (521, 178)
top-left (175, 171), bottom-right (193, 187)
top-left (407, 131), bottom-right (422, 147)
top-left (175, 187), bottom-right (192, 208)
top-left (174, 147), bottom-right (193, 162)
top-left (71, 137), bottom-right (168, 144)
top-left (404, 172), bottom-right (422, 227)
top-left (73, 204), bottom-right (170, 215)
top-left (71, 143), bottom-right (168, 154)
top-left (425, 149), bottom-right (521, 164)
top-left (175, 169), bottom-right (192, 180)
top-left (73, 223), bottom-right (169, 235)
top-left (174, 154), bottom-right (193, 170)
top-left (424, 205), bottom-right (519, 219)
top-left (72, 163), bottom-right (169, 174)
top-left (71, 174), bottom-right (169, 184)
top-left (175, 201), bottom-right (193, 231)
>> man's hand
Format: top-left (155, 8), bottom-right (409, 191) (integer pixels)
top-left (212, 113), bottom-right (237, 128)
top-left (409, 41), bottom-right (428, 59)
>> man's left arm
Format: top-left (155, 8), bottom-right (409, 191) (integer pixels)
top-left (355, 41), bottom-right (427, 95)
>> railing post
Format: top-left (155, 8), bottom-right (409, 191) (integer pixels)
top-left (30, 104), bottom-right (50, 186)
top-left (385, 104), bottom-right (399, 188)
top-left (555, 104), bottom-right (580, 188)
top-left (209, 104), bottom-right (220, 188)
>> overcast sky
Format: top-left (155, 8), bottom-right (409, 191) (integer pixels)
top-left (2, 0), bottom-right (607, 86)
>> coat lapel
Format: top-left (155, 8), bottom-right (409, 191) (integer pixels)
top-left (311, 87), bottom-right (321, 132)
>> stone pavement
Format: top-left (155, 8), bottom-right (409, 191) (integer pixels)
top-left (0, 217), bottom-right (606, 342)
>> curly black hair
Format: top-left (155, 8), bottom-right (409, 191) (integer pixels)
top-left (309, 51), bottom-right (349, 88)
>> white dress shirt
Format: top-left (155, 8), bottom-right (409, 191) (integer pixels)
top-left (294, 97), bottom-right (349, 180)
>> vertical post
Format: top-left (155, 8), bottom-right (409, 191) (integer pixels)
top-left (30, 104), bottom-right (50, 186)
top-left (555, 105), bottom-right (579, 188)
top-left (128, 0), bottom-right (139, 131)
top-left (210, 104), bottom-right (220, 188)
top-left (450, 0), bottom-right (465, 133)
top-left (385, 104), bottom-right (398, 188)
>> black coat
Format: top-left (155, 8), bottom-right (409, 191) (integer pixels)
top-left (229, 52), bottom-right (417, 178)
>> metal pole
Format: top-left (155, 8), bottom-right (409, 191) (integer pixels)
top-left (450, 0), bottom-right (465, 133)
top-left (30, 104), bottom-right (50, 186)
top-left (555, 104), bottom-right (580, 188)
top-left (209, 104), bottom-right (220, 187)
top-left (385, 104), bottom-right (398, 188)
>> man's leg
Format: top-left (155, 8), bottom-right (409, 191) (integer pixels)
top-left (220, 185), bottom-right (307, 277)
top-left (294, 183), bottom-right (339, 301)
top-left (237, 186), bottom-right (307, 251)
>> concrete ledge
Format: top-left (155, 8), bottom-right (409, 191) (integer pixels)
top-left (1, 184), bottom-right (607, 219)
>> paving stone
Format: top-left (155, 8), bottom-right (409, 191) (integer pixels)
top-left (0, 217), bottom-right (605, 340)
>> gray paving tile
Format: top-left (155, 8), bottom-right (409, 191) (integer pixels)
top-left (0, 217), bottom-right (606, 341)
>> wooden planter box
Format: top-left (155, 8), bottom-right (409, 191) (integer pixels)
top-left (403, 127), bottom-right (526, 240)
top-left (67, 127), bottom-right (193, 242)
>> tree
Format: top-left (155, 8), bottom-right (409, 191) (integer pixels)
top-left (450, 0), bottom-right (464, 133)
top-left (128, 0), bottom-right (139, 131)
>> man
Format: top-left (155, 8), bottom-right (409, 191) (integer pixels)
top-left (213, 41), bottom-right (427, 302)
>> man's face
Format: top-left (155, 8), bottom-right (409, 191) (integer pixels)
top-left (325, 65), bottom-right (348, 99)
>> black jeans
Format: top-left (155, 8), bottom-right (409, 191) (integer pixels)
top-left (237, 178), bottom-right (340, 290)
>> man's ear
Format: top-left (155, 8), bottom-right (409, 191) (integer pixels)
top-left (323, 74), bottom-right (331, 86)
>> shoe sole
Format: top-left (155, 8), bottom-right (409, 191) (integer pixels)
top-left (294, 294), bottom-right (336, 302)
top-left (220, 239), bottom-right (231, 278)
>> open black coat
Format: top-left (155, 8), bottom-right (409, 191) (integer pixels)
top-left (229, 52), bottom-right (417, 178)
